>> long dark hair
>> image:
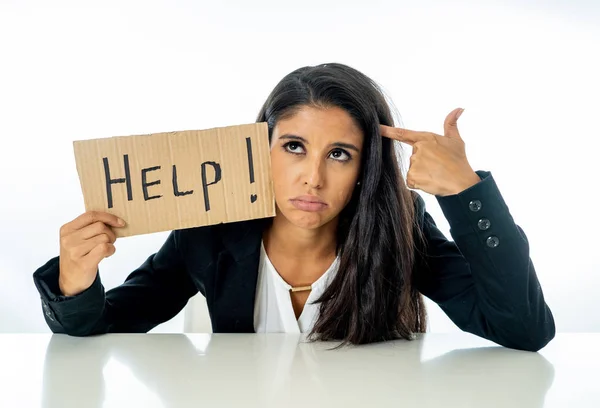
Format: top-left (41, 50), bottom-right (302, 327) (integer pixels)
top-left (256, 63), bottom-right (427, 345)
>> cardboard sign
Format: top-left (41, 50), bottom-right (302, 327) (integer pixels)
top-left (73, 123), bottom-right (275, 237)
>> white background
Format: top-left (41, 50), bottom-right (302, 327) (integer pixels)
top-left (0, 0), bottom-right (598, 333)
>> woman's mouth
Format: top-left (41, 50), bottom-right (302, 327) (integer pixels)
top-left (289, 195), bottom-right (328, 212)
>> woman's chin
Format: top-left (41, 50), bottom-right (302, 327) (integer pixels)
top-left (285, 211), bottom-right (336, 231)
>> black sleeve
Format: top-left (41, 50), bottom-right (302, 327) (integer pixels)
top-left (32, 229), bottom-right (206, 336)
top-left (413, 170), bottom-right (555, 352)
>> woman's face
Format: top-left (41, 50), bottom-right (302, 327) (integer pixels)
top-left (270, 105), bottom-right (364, 230)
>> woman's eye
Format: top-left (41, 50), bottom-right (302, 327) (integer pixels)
top-left (284, 142), bottom-right (304, 154)
top-left (330, 149), bottom-right (351, 161)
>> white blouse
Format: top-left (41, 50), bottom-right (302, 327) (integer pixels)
top-left (253, 240), bottom-right (340, 333)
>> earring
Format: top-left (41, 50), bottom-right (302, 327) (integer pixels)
top-left (357, 181), bottom-right (361, 186)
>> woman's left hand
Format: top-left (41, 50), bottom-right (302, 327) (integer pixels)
top-left (380, 108), bottom-right (482, 197)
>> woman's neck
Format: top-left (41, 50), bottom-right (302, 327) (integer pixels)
top-left (263, 214), bottom-right (338, 262)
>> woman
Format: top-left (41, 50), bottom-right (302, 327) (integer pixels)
top-left (33, 63), bottom-right (555, 351)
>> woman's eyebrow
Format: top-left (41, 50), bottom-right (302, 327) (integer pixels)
top-left (279, 134), bottom-right (360, 153)
top-left (331, 142), bottom-right (360, 153)
top-left (279, 134), bottom-right (307, 143)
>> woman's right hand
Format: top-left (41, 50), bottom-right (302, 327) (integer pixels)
top-left (58, 211), bottom-right (126, 296)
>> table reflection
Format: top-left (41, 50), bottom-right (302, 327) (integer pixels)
top-left (41, 334), bottom-right (554, 408)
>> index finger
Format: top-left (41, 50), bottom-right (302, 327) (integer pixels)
top-left (65, 211), bottom-right (125, 235)
top-left (380, 125), bottom-right (431, 145)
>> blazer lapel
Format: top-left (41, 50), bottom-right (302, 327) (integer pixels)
top-left (211, 218), bottom-right (271, 333)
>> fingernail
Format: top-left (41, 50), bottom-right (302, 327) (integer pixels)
top-left (118, 218), bottom-right (125, 226)
top-left (456, 108), bottom-right (465, 120)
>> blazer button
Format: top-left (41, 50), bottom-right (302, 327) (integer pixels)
top-left (469, 200), bottom-right (482, 212)
top-left (486, 236), bottom-right (500, 248)
top-left (478, 218), bottom-right (491, 230)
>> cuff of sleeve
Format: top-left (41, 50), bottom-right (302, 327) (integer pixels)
top-left (33, 256), bottom-right (104, 318)
top-left (435, 170), bottom-right (512, 238)
top-left (33, 256), bottom-right (65, 301)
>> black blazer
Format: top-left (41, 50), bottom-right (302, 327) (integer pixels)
top-left (33, 170), bottom-right (555, 351)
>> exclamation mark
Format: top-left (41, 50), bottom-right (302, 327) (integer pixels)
top-left (246, 137), bottom-right (257, 203)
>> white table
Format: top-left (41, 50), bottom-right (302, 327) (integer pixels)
top-left (0, 333), bottom-right (597, 407)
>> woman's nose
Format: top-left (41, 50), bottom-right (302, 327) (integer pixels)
top-left (304, 157), bottom-right (325, 189)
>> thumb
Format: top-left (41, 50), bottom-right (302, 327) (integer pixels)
top-left (444, 108), bottom-right (464, 140)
